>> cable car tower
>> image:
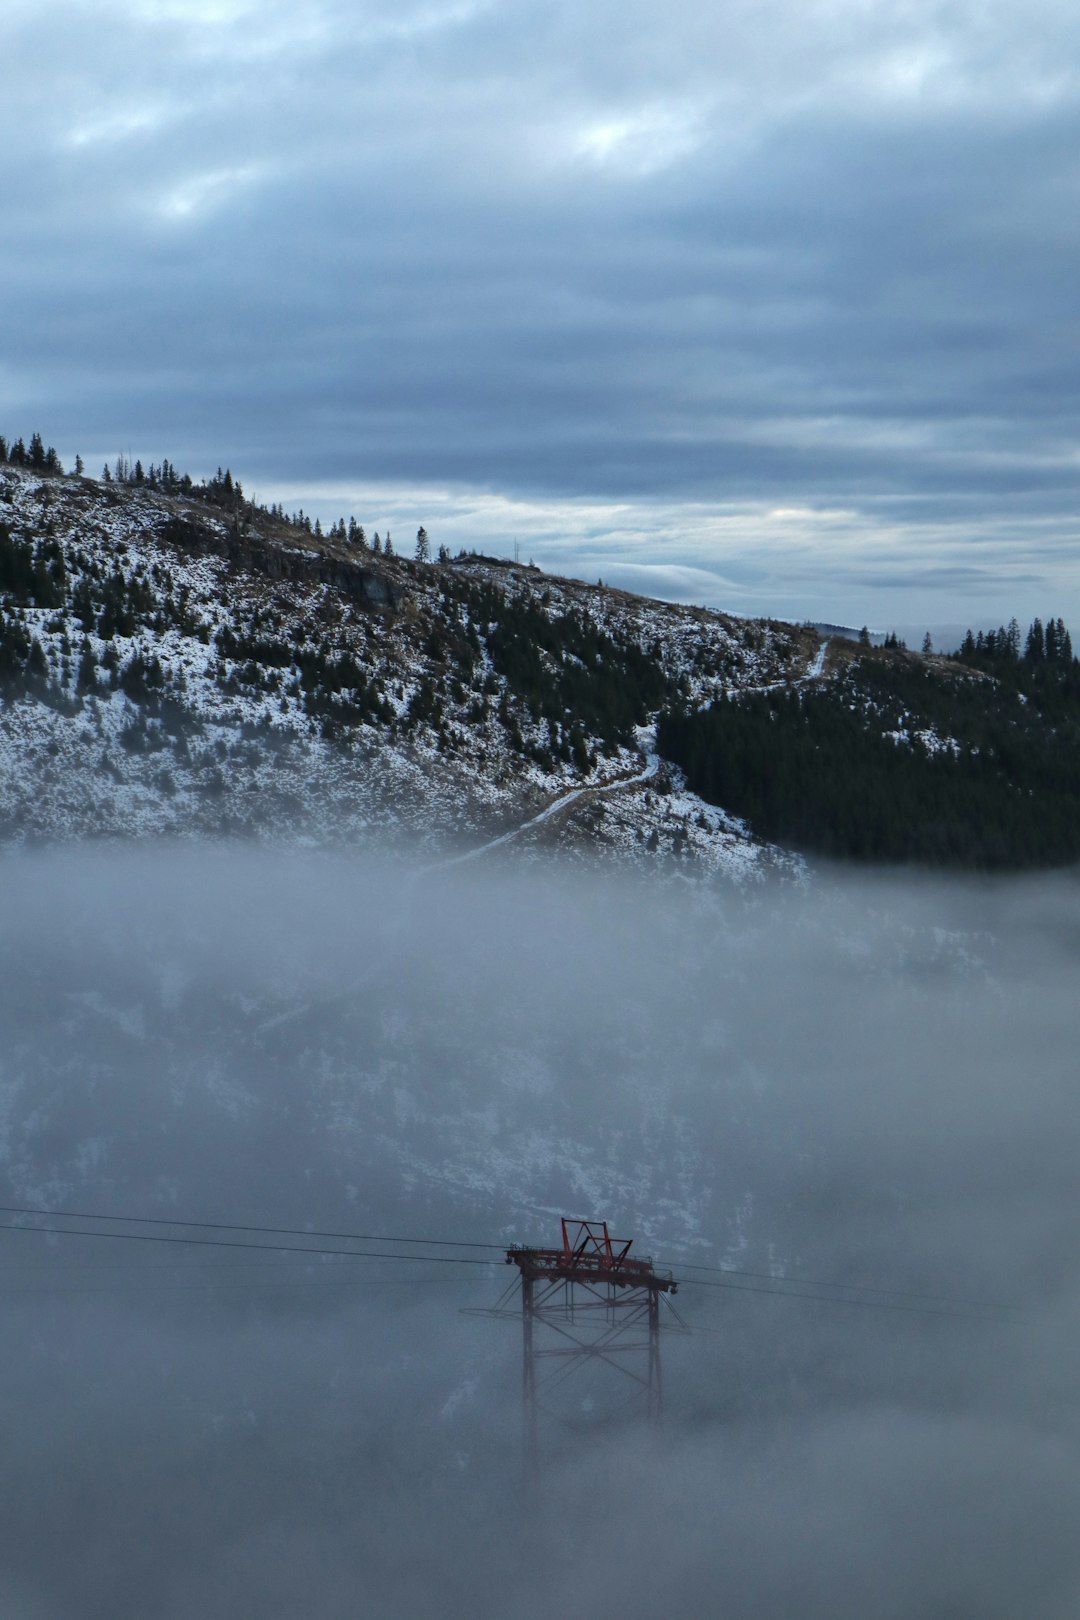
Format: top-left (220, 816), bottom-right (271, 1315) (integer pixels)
top-left (490, 1218), bottom-right (681, 1476)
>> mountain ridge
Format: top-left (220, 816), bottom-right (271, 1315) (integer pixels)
top-left (6, 452), bottom-right (1079, 870)
top-left (0, 458), bottom-right (811, 876)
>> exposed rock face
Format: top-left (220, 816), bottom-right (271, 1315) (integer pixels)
top-left (158, 513), bottom-right (403, 608)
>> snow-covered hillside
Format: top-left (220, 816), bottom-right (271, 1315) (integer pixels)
top-left (0, 462), bottom-right (817, 875)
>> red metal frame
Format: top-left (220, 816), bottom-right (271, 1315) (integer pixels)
top-left (504, 1219), bottom-right (677, 1477)
top-left (508, 1219), bottom-right (675, 1289)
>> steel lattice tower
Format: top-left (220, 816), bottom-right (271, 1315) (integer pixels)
top-left (498, 1218), bottom-right (680, 1476)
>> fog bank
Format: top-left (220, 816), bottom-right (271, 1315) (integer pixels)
top-left (0, 848), bottom-right (1078, 1617)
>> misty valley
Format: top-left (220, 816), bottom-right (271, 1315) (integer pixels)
top-left (0, 851), bottom-right (1078, 1618)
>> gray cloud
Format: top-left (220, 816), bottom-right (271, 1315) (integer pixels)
top-left (6, 1), bottom-right (1080, 626)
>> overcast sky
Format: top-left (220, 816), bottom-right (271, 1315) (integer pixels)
top-left (5, 0), bottom-right (1080, 634)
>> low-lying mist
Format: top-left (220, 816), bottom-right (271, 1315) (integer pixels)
top-left (1, 846), bottom-right (1078, 1618)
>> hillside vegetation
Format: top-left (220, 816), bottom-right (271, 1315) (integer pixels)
top-left (658, 633), bottom-right (1080, 868)
top-left (4, 435), bottom-right (1079, 871)
top-left (0, 442), bottom-right (805, 874)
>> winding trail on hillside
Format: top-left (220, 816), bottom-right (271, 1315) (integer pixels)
top-left (428, 743), bottom-right (661, 871)
top-left (428, 637), bottom-right (832, 870)
top-left (805, 638), bottom-right (830, 681)
top-left (737, 635), bottom-right (830, 696)
top-left (429, 638), bottom-right (832, 870)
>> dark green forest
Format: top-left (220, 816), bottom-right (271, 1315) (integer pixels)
top-left (658, 624), bottom-right (1080, 868)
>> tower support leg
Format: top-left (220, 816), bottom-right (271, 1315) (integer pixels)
top-left (647, 1287), bottom-right (662, 1427)
top-left (522, 1273), bottom-right (539, 1480)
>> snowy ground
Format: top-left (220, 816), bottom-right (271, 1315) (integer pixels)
top-left (0, 465), bottom-right (821, 880)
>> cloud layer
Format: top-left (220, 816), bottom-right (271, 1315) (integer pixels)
top-left (7, 0), bottom-right (1080, 627)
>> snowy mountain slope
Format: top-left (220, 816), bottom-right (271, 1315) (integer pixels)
top-left (0, 461), bottom-right (816, 874)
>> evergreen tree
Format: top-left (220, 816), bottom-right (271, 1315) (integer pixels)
top-left (25, 637), bottom-right (48, 685)
top-left (76, 638), bottom-right (97, 696)
top-left (415, 526), bottom-right (430, 563)
top-left (1046, 618), bottom-right (1058, 661)
top-left (1055, 618), bottom-right (1068, 662)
